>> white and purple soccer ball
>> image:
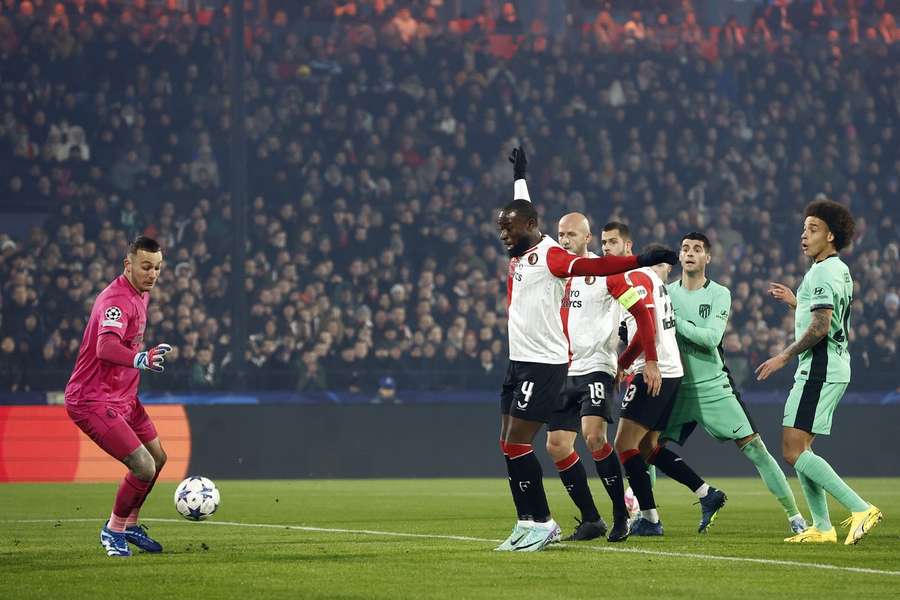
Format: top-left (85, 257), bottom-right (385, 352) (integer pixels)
top-left (624, 486), bottom-right (641, 517)
top-left (174, 476), bottom-right (220, 521)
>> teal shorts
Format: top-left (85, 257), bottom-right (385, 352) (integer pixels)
top-left (661, 376), bottom-right (757, 445)
top-left (782, 379), bottom-right (848, 435)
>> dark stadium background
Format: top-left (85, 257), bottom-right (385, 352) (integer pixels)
top-left (0, 0), bottom-right (897, 480)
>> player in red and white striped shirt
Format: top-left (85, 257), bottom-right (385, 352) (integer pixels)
top-left (544, 213), bottom-right (659, 544)
top-left (495, 146), bottom-right (677, 552)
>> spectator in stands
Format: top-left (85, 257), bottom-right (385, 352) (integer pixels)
top-left (0, 336), bottom-right (24, 392)
top-left (371, 375), bottom-right (398, 403)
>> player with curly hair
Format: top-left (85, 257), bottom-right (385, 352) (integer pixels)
top-left (757, 200), bottom-right (883, 545)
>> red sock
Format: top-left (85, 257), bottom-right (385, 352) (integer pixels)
top-left (619, 448), bottom-right (641, 464)
top-left (506, 443), bottom-right (533, 460)
top-left (592, 443), bottom-right (614, 462)
top-left (554, 451), bottom-right (580, 472)
top-left (109, 473), bottom-right (151, 532)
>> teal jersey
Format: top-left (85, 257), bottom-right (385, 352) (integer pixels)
top-left (668, 279), bottom-right (732, 387)
top-left (794, 255), bottom-right (852, 383)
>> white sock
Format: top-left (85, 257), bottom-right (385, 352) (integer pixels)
top-left (642, 508), bottom-right (660, 524)
top-left (533, 519), bottom-right (557, 530)
top-left (694, 483), bottom-right (710, 498)
top-left (788, 513), bottom-right (804, 523)
top-left (517, 519), bottom-right (534, 528)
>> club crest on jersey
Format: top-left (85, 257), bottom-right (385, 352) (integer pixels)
top-left (527, 253), bottom-right (538, 265)
top-left (699, 304), bottom-right (711, 318)
top-left (585, 276), bottom-right (596, 285)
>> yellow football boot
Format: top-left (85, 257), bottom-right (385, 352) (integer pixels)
top-left (841, 505), bottom-right (883, 545)
top-left (784, 527), bottom-right (837, 543)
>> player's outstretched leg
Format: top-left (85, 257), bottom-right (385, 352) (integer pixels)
top-left (649, 445), bottom-right (726, 533)
top-left (784, 428), bottom-right (882, 545)
top-left (738, 435), bottom-right (806, 534)
top-left (793, 450), bottom-right (882, 545)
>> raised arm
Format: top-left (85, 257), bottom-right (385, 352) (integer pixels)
top-left (510, 146), bottom-right (530, 202)
top-left (675, 287), bottom-right (731, 349)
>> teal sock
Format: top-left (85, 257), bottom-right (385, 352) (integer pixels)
top-left (740, 436), bottom-right (800, 518)
top-left (647, 465), bottom-right (656, 489)
top-left (797, 471), bottom-right (831, 531)
top-left (794, 450), bottom-right (869, 513)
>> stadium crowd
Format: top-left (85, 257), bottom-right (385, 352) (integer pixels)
top-left (0, 0), bottom-right (897, 395)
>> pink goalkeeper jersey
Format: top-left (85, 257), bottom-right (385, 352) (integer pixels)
top-left (65, 275), bottom-right (149, 408)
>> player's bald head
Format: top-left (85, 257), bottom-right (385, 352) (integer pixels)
top-left (559, 212), bottom-right (591, 235)
top-left (557, 212), bottom-right (592, 256)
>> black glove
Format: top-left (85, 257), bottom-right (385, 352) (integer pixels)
top-left (618, 320), bottom-right (628, 345)
top-left (637, 248), bottom-right (678, 267)
top-left (508, 145), bottom-right (527, 180)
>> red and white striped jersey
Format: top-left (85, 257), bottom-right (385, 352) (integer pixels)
top-left (566, 253), bottom-right (633, 377)
top-left (507, 236), bottom-right (581, 364)
top-left (623, 267), bottom-right (684, 377)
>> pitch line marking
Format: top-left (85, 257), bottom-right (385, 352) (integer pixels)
top-left (5, 518), bottom-right (898, 577)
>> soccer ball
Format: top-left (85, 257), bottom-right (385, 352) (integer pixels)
top-left (174, 476), bottom-right (220, 521)
top-left (624, 486), bottom-right (641, 517)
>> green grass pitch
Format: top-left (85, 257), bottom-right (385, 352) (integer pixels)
top-left (1, 478), bottom-right (897, 598)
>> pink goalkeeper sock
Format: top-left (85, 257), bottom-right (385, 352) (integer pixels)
top-left (126, 468), bottom-right (161, 526)
top-left (110, 473), bottom-right (152, 532)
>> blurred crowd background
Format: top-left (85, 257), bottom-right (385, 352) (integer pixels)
top-left (0, 0), bottom-right (897, 396)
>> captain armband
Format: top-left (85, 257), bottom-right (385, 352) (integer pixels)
top-left (616, 287), bottom-right (641, 310)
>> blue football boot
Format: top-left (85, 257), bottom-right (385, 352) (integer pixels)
top-left (100, 525), bottom-right (131, 557)
top-left (628, 517), bottom-right (664, 536)
top-left (697, 487), bottom-right (727, 533)
top-left (124, 523), bottom-right (163, 553)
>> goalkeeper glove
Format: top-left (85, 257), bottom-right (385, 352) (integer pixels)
top-left (134, 343), bottom-right (173, 373)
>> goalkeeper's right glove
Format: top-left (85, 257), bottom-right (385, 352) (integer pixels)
top-left (134, 343), bottom-right (173, 373)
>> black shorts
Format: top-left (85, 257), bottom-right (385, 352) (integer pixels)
top-left (500, 360), bottom-right (568, 424)
top-left (619, 373), bottom-right (682, 432)
top-left (548, 371), bottom-right (615, 432)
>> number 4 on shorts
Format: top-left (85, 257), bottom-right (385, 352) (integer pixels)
top-left (517, 381), bottom-right (534, 410)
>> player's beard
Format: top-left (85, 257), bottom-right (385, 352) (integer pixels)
top-left (506, 238), bottom-right (533, 258)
